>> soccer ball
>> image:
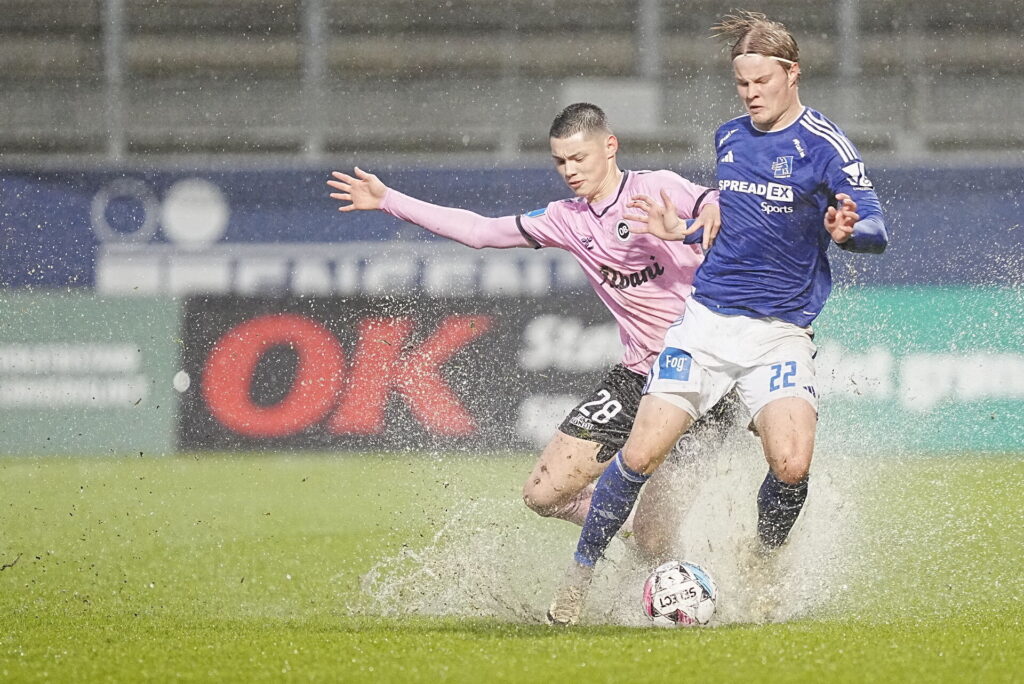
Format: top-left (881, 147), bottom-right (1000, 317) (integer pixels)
top-left (642, 560), bottom-right (718, 626)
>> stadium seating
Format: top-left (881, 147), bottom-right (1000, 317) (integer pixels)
top-left (0, 0), bottom-right (1021, 159)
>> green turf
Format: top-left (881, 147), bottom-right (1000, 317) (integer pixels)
top-left (1, 453), bottom-right (1021, 682)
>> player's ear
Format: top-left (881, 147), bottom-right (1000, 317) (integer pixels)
top-left (606, 134), bottom-right (619, 157)
top-left (788, 63), bottom-right (801, 87)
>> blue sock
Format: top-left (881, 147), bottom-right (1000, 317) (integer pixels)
top-left (574, 452), bottom-right (650, 567)
top-left (757, 470), bottom-right (809, 549)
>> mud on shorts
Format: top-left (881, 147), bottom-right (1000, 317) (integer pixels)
top-left (558, 363), bottom-right (743, 463)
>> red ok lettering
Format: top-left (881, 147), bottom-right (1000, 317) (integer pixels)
top-left (329, 315), bottom-right (492, 436)
top-left (202, 313), bottom-right (344, 437)
top-left (202, 313), bottom-right (491, 439)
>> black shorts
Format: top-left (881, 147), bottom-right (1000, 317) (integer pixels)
top-left (558, 364), bottom-right (743, 463)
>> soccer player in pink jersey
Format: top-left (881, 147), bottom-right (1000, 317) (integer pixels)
top-left (328, 103), bottom-right (740, 558)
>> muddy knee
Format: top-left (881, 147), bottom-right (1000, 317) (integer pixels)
top-left (522, 476), bottom-right (562, 517)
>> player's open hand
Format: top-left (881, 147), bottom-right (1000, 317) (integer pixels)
top-left (327, 167), bottom-right (387, 212)
top-left (825, 192), bottom-right (859, 244)
top-left (624, 190), bottom-right (701, 242)
top-left (691, 202), bottom-right (721, 250)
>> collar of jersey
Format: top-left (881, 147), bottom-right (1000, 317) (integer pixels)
top-left (749, 106), bottom-right (807, 135)
top-left (587, 170), bottom-right (630, 219)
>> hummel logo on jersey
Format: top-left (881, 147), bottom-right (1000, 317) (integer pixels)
top-left (841, 161), bottom-right (874, 189)
top-left (772, 156), bottom-right (794, 178)
top-left (718, 129), bottom-right (738, 147)
top-left (577, 234), bottom-right (595, 250)
top-left (719, 150), bottom-right (734, 163)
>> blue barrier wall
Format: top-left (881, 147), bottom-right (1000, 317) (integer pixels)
top-left (2, 166), bottom-right (1022, 290)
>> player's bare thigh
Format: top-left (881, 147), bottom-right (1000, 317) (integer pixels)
top-left (753, 396), bottom-right (816, 484)
top-left (620, 394), bottom-right (696, 474)
top-left (522, 430), bottom-right (608, 515)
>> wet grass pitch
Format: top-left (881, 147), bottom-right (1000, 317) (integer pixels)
top-left (1, 452), bottom-right (1021, 682)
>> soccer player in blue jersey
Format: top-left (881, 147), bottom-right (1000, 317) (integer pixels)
top-left (546, 10), bottom-right (888, 625)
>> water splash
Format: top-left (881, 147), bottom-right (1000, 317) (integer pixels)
top-left (353, 434), bottom-right (864, 627)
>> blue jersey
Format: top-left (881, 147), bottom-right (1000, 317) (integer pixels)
top-left (693, 107), bottom-right (884, 327)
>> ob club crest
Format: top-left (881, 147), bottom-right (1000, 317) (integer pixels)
top-left (615, 221), bottom-right (631, 242)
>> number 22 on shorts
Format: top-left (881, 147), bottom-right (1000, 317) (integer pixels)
top-left (768, 361), bottom-right (797, 392)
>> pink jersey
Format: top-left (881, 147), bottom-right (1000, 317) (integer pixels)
top-left (380, 169), bottom-right (717, 375)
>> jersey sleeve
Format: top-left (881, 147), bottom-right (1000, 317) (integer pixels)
top-left (821, 141), bottom-right (888, 253)
top-left (380, 189), bottom-right (531, 249)
top-left (821, 141), bottom-right (883, 221)
top-left (515, 200), bottom-right (573, 249)
top-left (640, 170), bottom-right (719, 219)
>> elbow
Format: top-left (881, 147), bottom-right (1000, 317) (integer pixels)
top-left (865, 220), bottom-right (889, 254)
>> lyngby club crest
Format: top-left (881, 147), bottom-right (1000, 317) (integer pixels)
top-left (772, 156), bottom-right (794, 178)
top-left (616, 221), bottom-right (631, 241)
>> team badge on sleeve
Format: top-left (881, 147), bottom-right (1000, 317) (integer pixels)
top-left (841, 161), bottom-right (874, 189)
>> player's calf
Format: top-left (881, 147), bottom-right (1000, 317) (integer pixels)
top-left (756, 469), bottom-right (809, 549)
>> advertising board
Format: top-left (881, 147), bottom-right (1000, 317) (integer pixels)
top-left (0, 294), bottom-right (178, 455)
top-left (178, 288), bottom-right (1023, 454)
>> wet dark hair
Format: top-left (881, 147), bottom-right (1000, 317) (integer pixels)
top-left (549, 102), bottom-right (612, 139)
top-left (712, 10), bottom-right (799, 64)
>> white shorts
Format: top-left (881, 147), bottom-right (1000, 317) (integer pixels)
top-left (644, 298), bottom-right (818, 421)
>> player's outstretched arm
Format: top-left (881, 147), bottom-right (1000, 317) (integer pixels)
top-left (328, 167), bottom-right (386, 212)
top-left (326, 167), bottom-right (532, 250)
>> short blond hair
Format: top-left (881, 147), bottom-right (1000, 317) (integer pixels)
top-left (712, 10), bottom-right (799, 64)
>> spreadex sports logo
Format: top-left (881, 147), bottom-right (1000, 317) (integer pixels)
top-left (199, 312), bottom-right (491, 439)
top-left (719, 179), bottom-right (793, 202)
top-left (719, 179), bottom-right (795, 214)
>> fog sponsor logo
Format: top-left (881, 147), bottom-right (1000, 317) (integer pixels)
top-left (658, 348), bottom-right (692, 381)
